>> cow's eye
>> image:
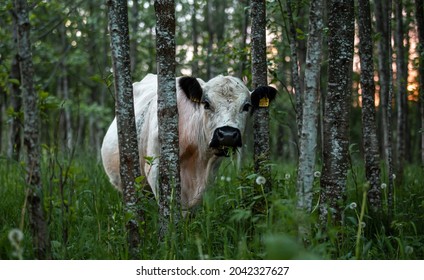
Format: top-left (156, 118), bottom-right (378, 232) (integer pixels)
top-left (242, 103), bottom-right (251, 112)
top-left (203, 100), bottom-right (211, 110)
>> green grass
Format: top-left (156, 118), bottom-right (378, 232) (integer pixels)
top-left (1, 154), bottom-right (423, 260)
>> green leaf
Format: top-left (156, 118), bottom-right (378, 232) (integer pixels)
top-left (8, 78), bottom-right (20, 86)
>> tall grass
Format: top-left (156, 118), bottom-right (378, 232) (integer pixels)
top-left (0, 154), bottom-right (423, 259)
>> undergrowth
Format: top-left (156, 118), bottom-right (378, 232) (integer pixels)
top-left (0, 154), bottom-right (423, 260)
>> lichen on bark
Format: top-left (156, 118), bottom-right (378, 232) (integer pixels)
top-left (154, 0), bottom-right (181, 238)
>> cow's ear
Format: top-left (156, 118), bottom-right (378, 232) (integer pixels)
top-left (179, 76), bottom-right (203, 104)
top-left (251, 86), bottom-right (277, 109)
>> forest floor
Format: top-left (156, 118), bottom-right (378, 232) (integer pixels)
top-left (1, 154), bottom-right (423, 260)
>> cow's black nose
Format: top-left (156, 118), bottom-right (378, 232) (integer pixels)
top-left (210, 126), bottom-right (242, 148)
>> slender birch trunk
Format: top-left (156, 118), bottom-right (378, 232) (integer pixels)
top-left (251, 0), bottom-right (273, 191)
top-left (191, 1), bottom-right (200, 76)
top-left (387, 1), bottom-right (395, 221)
top-left (14, 0), bottom-right (51, 259)
top-left (0, 88), bottom-right (4, 154)
top-left (129, 0), bottom-right (139, 75)
top-left (282, 0), bottom-right (304, 140)
top-left (59, 24), bottom-right (73, 151)
top-left (206, 0), bottom-right (214, 80)
top-left (107, 0), bottom-right (142, 258)
top-left (374, 0), bottom-right (391, 161)
top-left (8, 55), bottom-right (22, 161)
top-left (154, 0), bottom-right (181, 238)
top-left (8, 12), bottom-right (22, 160)
top-left (394, 0), bottom-right (408, 175)
top-left (357, 0), bottom-right (382, 215)
top-left (295, 0), bottom-right (324, 213)
top-left (238, 0), bottom-right (250, 78)
top-left (320, 0), bottom-right (354, 226)
top-left (416, 0), bottom-right (424, 166)
top-left (375, 0), bottom-right (395, 220)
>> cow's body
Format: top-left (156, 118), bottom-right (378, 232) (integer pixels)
top-left (101, 73), bottom-right (275, 209)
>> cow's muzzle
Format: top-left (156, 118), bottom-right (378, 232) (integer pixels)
top-left (209, 126), bottom-right (242, 156)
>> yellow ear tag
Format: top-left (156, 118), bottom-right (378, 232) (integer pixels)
top-left (259, 97), bottom-right (269, 107)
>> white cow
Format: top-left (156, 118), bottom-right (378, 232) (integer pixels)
top-left (101, 73), bottom-right (276, 209)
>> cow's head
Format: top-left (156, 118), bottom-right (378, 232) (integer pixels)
top-left (179, 75), bottom-right (277, 157)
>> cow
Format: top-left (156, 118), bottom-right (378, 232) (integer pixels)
top-left (101, 73), bottom-right (276, 209)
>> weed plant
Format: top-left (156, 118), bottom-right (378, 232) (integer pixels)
top-left (0, 154), bottom-right (423, 259)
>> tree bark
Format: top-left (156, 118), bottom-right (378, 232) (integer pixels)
top-left (374, 0), bottom-right (391, 161)
top-left (129, 0), bottom-right (139, 76)
top-left (394, 0), bottom-right (408, 175)
top-left (14, 0), bottom-right (50, 259)
top-left (7, 12), bottom-right (22, 161)
top-left (59, 23), bottom-right (73, 151)
top-left (375, 0), bottom-right (395, 220)
top-left (0, 86), bottom-right (5, 154)
top-left (416, 0), bottom-right (424, 166)
top-left (295, 0), bottom-right (324, 214)
top-left (386, 0), bottom-right (395, 221)
top-left (7, 55), bottom-right (22, 161)
top-left (251, 0), bottom-right (272, 191)
top-left (206, 0), bottom-right (214, 80)
top-left (357, 0), bottom-right (382, 215)
top-left (284, 0), bottom-right (304, 140)
top-left (319, 0), bottom-right (354, 226)
top-left (154, 0), bottom-right (181, 238)
top-left (107, 0), bottom-right (142, 258)
top-left (191, 1), bottom-right (199, 76)
top-left (237, 0), bottom-right (249, 78)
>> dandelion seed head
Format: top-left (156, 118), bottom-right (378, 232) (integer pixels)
top-left (8, 228), bottom-right (24, 244)
top-left (256, 176), bottom-right (266, 185)
top-left (226, 177), bottom-right (231, 182)
top-left (220, 176), bottom-right (225, 181)
top-left (284, 173), bottom-right (291, 180)
top-left (360, 222), bottom-right (366, 228)
top-left (405, 246), bottom-right (414, 255)
top-left (392, 174), bottom-right (396, 180)
top-left (381, 183), bottom-right (387, 189)
top-left (349, 202), bottom-right (357, 209)
top-left (314, 171), bottom-right (321, 178)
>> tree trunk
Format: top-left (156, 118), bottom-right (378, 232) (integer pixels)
top-left (374, 0), bottom-right (391, 161)
top-left (296, 0), bottom-right (324, 214)
top-left (284, 0), bottom-right (304, 140)
top-left (375, 0), bottom-right (395, 219)
top-left (357, 0), bottom-right (382, 215)
top-left (206, 0), bottom-right (214, 80)
top-left (416, 0), bottom-right (424, 166)
top-left (394, 0), bottom-right (408, 176)
top-left (14, 0), bottom-right (51, 259)
top-left (154, 0), bottom-right (181, 238)
top-left (7, 13), bottom-right (22, 161)
top-left (387, 9), bottom-right (395, 222)
top-left (7, 55), bottom-right (22, 161)
top-left (59, 24), bottom-right (73, 151)
top-left (191, 1), bottom-right (199, 76)
top-left (129, 0), bottom-right (139, 76)
top-left (237, 0), bottom-right (249, 78)
top-left (0, 87), bottom-right (5, 154)
top-left (107, 0), bottom-right (142, 258)
top-left (251, 0), bottom-right (272, 191)
top-left (319, 0), bottom-right (354, 226)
